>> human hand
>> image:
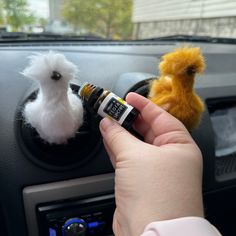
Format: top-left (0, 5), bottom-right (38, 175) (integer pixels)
top-left (99, 92), bottom-right (204, 236)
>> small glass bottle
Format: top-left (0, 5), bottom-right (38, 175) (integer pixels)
top-left (79, 83), bottom-right (139, 129)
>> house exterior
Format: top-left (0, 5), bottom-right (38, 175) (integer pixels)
top-left (132, 0), bottom-right (236, 39)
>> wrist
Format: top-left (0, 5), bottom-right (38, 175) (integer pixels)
top-left (128, 194), bottom-right (204, 236)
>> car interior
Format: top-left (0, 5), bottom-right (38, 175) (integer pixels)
top-left (1, 1), bottom-right (236, 236)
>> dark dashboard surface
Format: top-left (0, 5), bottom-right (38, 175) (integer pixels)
top-left (0, 41), bottom-right (236, 236)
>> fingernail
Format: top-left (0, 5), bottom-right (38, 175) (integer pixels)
top-left (100, 117), bottom-right (115, 131)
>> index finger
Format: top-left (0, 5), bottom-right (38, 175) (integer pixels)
top-left (126, 92), bottom-right (188, 137)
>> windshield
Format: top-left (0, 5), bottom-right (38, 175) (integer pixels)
top-left (0, 0), bottom-right (235, 40)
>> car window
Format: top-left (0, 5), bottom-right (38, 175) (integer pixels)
top-left (0, 0), bottom-right (236, 40)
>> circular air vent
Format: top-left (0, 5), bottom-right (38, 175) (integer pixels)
top-left (15, 84), bottom-right (102, 171)
top-left (124, 78), bottom-right (153, 97)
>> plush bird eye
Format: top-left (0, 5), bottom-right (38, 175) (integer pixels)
top-left (186, 65), bottom-right (196, 75)
top-left (51, 71), bottom-right (62, 81)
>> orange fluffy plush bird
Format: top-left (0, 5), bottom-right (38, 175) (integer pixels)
top-left (148, 47), bottom-right (206, 130)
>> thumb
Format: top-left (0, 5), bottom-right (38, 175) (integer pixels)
top-left (99, 118), bottom-right (140, 157)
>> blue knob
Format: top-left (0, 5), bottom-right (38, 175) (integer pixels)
top-left (62, 218), bottom-right (87, 236)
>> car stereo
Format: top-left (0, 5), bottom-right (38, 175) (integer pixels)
top-left (37, 194), bottom-right (115, 236)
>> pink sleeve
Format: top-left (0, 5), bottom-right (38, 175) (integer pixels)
top-left (140, 217), bottom-right (222, 236)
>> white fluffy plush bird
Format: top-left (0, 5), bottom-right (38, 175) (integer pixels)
top-left (22, 51), bottom-right (84, 144)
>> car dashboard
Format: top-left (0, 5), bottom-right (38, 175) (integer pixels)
top-left (0, 40), bottom-right (236, 236)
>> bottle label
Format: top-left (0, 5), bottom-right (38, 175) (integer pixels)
top-left (98, 93), bottom-right (133, 125)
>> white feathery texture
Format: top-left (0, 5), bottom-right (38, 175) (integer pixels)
top-left (21, 51), bottom-right (84, 144)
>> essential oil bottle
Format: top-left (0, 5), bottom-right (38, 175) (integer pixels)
top-left (79, 83), bottom-right (139, 129)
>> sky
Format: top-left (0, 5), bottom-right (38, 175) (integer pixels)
top-left (28, 0), bottom-right (49, 18)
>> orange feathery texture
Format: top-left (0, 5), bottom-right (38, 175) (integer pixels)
top-left (148, 47), bottom-right (206, 130)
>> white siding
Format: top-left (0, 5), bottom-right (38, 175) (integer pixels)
top-left (132, 0), bottom-right (236, 22)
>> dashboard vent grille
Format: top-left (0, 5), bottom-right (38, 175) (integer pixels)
top-left (215, 155), bottom-right (236, 177)
top-left (15, 84), bottom-right (102, 171)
